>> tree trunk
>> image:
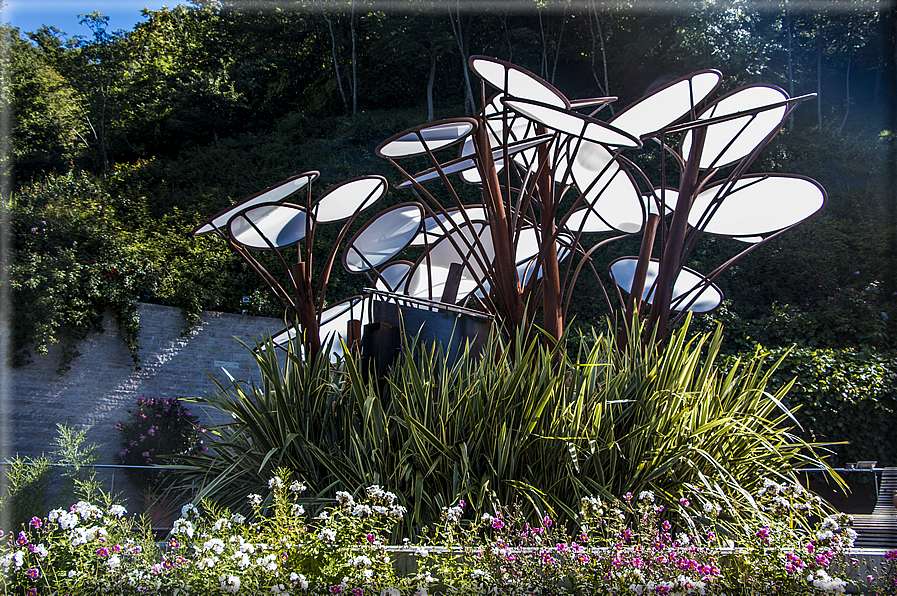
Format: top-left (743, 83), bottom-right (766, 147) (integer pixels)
top-left (550, 5), bottom-right (566, 85)
top-left (427, 50), bottom-right (436, 121)
top-left (785, 1), bottom-right (794, 130)
top-left (589, 0), bottom-right (613, 114)
top-left (322, 8), bottom-right (348, 115)
top-left (838, 57), bottom-right (851, 134)
top-left (351, 0), bottom-right (357, 116)
top-left (817, 30), bottom-right (823, 131)
top-left (448, 0), bottom-right (475, 115)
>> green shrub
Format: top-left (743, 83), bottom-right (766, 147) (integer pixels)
top-left (174, 318), bottom-right (835, 538)
top-left (766, 346), bottom-right (897, 467)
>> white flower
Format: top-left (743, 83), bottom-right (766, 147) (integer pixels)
top-left (107, 554), bottom-right (121, 569)
top-left (810, 569), bottom-right (847, 594)
top-left (289, 481), bottom-right (306, 493)
top-left (231, 552), bottom-right (251, 568)
top-left (335, 491), bottom-right (355, 508)
top-left (290, 572), bottom-right (309, 590)
top-left (108, 505), bottom-right (127, 518)
top-left (198, 556), bottom-right (219, 569)
top-left (352, 555), bottom-right (373, 567)
top-left (181, 503), bottom-right (201, 519)
top-left (380, 588), bottom-right (401, 596)
top-left (67, 569), bottom-right (77, 578)
top-left (172, 519), bottom-right (195, 539)
top-left (230, 513), bottom-right (246, 524)
top-left (248, 494), bottom-right (263, 507)
top-left (352, 504), bottom-right (373, 517)
top-left (443, 506), bottom-right (463, 524)
top-left (320, 528), bottom-right (337, 542)
top-left (220, 573), bottom-right (241, 593)
top-left (33, 544), bottom-right (48, 558)
top-left (292, 504), bottom-right (305, 517)
top-left (268, 476), bottom-right (284, 490)
top-left (638, 490), bottom-right (655, 502)
top-left (73, 501), bottom-right (102, 520)
top-left (212, 518), bottom-right (231, 532)
top-left (203, 538), bottom-right (225, 554)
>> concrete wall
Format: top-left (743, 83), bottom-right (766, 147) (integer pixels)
top-left (5, 303), bottom-right (286, 509)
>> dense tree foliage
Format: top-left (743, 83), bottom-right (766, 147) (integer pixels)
top-left (4, 1), bottom-right (895, 381)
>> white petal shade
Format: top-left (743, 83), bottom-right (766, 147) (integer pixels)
top-left (314, 176), bottom-right (387, 223)
top-left (609, 71), bottom-right (721, 138)
top-left (503, 98), bottom-right (640, 148)
top-left (568, 140), bottom-right (644, 233)
top-left (689, 174), bottom-right (825, 237)
top-left (195, 172), bottom-right (318, 235)
top-left (681, 85), bottom-right (788, 169)
top-left (267, 295), bottom-right (371, 361)
top-left (343, 203), bottom-right (423, 272)
top-left (609, 257), bottom-right (722, 313)
top-left (469, 56), bottom-right (569, 108)
top-left (377, 119), bottom-right (476, 158)
top-left (405, 223), bottom-right (495, 301)
top-left (410, 206), bottom-right (488, 246)
top-left (228, 204), bottom-right (308, 249)
top-left (374, 261), bottom-right (413, 292)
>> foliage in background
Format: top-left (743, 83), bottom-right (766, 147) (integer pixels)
top-left (0, 424), bottom-right (101, 531)
top-left (173, 319), bottom-right (835, 538)
top-left (115, 397), bottom-right (205, 494)
top-left (0, 455), bottom-right (53, 532)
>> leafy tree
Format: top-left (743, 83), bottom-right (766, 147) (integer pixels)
top-left (3, 26), bottom-right (85, 182)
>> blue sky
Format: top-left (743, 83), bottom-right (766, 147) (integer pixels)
top-left (3, 0), bottom-right (184, 37)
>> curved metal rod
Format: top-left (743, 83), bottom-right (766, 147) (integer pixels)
top-left (212, 224), bottom-right (295, 315)
top-left (561, 233), bottom-right (629, 319)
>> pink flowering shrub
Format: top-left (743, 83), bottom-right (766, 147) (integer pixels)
top-left (115, 397), bottom-right (204, 492)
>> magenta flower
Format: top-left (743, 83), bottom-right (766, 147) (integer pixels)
top-left (492, 518), bottom-right (504, 530)
top-left (29, 517), bottom-right (41, 529)
top-left (26, 568), bottom-right (39, 579)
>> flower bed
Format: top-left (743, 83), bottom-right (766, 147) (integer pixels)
top-left (2, 471), bottom-right (896, 595)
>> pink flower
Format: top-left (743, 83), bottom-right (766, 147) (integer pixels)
top-left (26, 568), bottom-right (39, 579)
top-left (97, 547), bottom-right (108, 557)
top-left (29, 517), bottom-right (41, 528)
top-left (492, 518), bottom-right (504, 530)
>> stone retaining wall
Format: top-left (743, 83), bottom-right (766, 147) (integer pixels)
top-left (4, 303), bottom-right (286, 508)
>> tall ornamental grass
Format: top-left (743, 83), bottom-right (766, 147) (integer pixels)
top-left (174, 317), bottom-right (837, 535)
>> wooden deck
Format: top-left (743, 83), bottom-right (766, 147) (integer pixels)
top-left (851, 467), bottom-right (897, 549)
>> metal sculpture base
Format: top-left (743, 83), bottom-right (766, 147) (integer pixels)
top-left (361, 294), bottom-right (492, 378)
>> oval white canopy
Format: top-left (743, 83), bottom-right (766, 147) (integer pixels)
top-left (609, 70), bottom-right (721, 139)
top-left (503, 98), bottom-right (641, 148)
top-left (377, 119), bottom-right (476, 158)
top-left (568, 140), bottom-right (644, 233)
top-left (374, 261), bottom-right (413, 293)
top-left (609, 257), bottom-right (722, 313)
top-left (681, 85), bottom-right (788, 169)
top-left (195, 171), bottom-right (318, 235)
top-left (405, 222), bottom-right (495, 301)
top-left (343, 203), bottom-right (423, 272)
top-left (469, 56), bottom-right (569, 108)
top-left (228, 203), bottom-right (309, 249)
top-left (314, 176), bottom-right (387, 223)
top-left (410, 206), bottom-right (489, 246)
top-left (689, 174), bottom-right (826, 237)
